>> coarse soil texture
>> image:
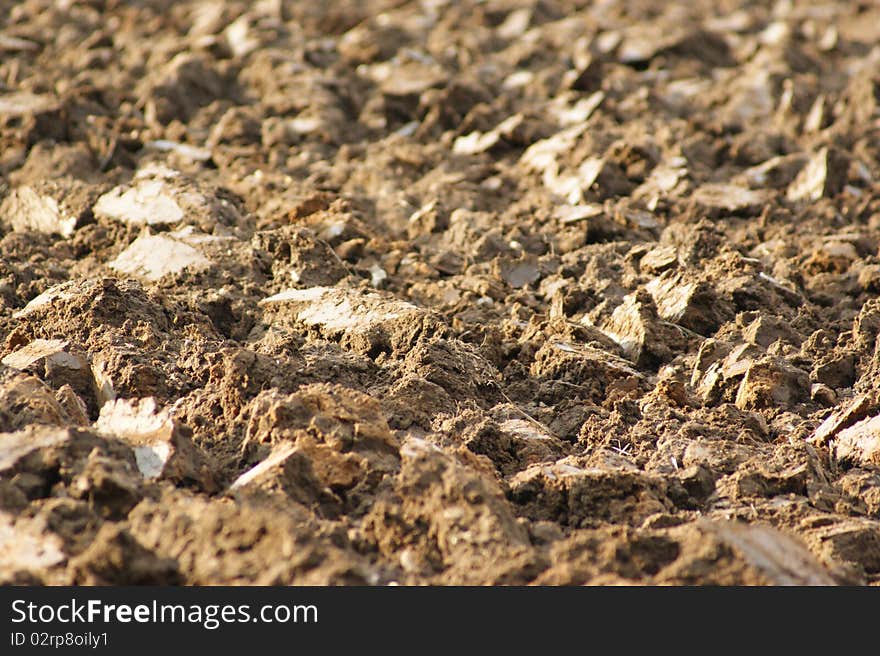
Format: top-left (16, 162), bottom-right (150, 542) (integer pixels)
top-left (2, 0), bottom-right (880, 585)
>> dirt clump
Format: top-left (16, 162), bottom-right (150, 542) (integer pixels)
top-left (2, 0), bottom-right (880, 585)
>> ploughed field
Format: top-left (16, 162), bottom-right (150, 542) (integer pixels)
top-left (2, 0), bottom-right (880, 585)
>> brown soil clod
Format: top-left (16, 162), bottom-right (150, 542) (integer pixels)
top-left (2, 0), bottom-right (880, 586)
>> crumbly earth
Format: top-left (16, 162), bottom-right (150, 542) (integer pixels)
top-left (2, 0), bottom-right (880, 585)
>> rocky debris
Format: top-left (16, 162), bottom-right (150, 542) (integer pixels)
top-left (93, 165), bottom-right (241, 230)
top-left (108, 232), bottom-right (212, 282)
top-left (259, 286), bottom-right (443, 356)
top-left (95, 398), bottom-right (214, 491)
top-left (0, 179), bottom-right (98, 237)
